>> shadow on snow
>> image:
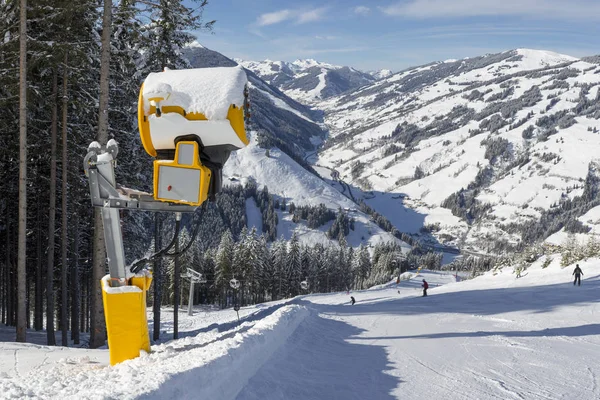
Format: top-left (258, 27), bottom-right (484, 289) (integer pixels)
top-left (235, 309), bottom-right (399, 400)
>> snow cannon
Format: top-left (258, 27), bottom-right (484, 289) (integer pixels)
top-left (84, 67), bottom-right (249, 366)
top-left (138, 65), bottom-right (249, 206)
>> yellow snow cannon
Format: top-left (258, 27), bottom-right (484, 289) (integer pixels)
top-left (85, 66), bottom-right (249, 366)
top-left (138, 65), bottom-right (249, 206)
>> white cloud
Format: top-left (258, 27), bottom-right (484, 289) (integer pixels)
top-left (380, 0), bottom-right (600, 19)
top-left (297, 7), bottom-right (329, 24)
top-left (315, 35), bottom-right (338, 40)
top-left (257, 9), bottom-right (294, 26)
top-left (256, 7), bottom-right (329, 27)
top-left (354, 6), bottom-right (371, 16)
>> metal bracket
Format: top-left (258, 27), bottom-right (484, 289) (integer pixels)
top-left (84, 141), bottom-right (197, 284)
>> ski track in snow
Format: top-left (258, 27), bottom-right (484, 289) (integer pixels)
top-left (2, 263), bottom-right (600, 399)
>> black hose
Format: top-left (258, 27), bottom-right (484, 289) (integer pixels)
top-left (129, 203), bottom-right (206, 274)
top-left (129, 214), bottom-right (181, 274)
top-left (164, 203), bottom-right (206, 257)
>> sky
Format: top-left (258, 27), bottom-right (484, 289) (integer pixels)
top-left (192, 0), bottom-right (600, 72)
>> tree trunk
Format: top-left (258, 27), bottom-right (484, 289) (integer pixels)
top-left (1, 219), bottom-right (4, 325)
top-left (90, 211), bottom-right (106, 348)
top-left (34, 200), bottom-right (42, 331)
top-left (60, 53), bottom-right (69, 347)
top-left (16, 0), bottom-right (27, 343)
top-left (90, 0), bottom-right (112, 349)
top-left (71, 211), bottom-right (80, 344)
top-left (85, 256), bottom-right (91, 333)
top-left (6, 210), bottom-right (12, 326)
top-left (46, 69), bottom-right (58, 346)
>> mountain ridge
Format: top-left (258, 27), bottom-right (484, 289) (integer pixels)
top-left (237, 57), bottom-right (380, 103)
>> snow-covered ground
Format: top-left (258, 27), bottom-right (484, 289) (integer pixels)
top-left (2, 257), bottom-right (600, 399)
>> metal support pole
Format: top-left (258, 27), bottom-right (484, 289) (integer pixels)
top-left (173, 212), bottom-right (182, 340)
top-left (101, 208), bottom-right (127, 284)
top-left (187, 280), bottom-right (194, 316)
top-left (96, 152), bottom-right (126, 286)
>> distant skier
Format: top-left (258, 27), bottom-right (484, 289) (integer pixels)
top-left (422, 279), bottom-right (429, 297)
top-left (573, 264), bottom-right (584, 286)
top-left (350, 296), bottom-right (356, 305)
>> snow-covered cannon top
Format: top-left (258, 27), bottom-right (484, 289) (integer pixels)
top-left (138, 65), bottom-right (249, 157)
top-left (141, 65), bottom-right (247, 120)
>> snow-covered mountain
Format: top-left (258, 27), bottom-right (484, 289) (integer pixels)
top-left (185, 45), bottom-right (600, 256)
top-left (183, 45), bottom-right (408, 250)
top-left (237, 58), bottom-right (376, 103)
top-left (314, 48), bottom-right (600, 254)
top-left (368, 68), bottom-right (393, 80)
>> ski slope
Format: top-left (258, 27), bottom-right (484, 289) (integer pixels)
top-left (1, 259), bottom-right (600, 399)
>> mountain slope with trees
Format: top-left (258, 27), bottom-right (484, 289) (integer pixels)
top-left (314, 49), bottom-right (600, 255)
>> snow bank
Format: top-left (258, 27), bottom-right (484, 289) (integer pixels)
top-left (0, 305), bottom-right (308, 400)
top-left (142, 66), bottom-right (247, 120)
top-left (148, 305), bottom-right (309, 400)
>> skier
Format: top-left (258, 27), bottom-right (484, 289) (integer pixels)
top-left (422, 279), bottom-right (428, 297)
top-left (573, 264), bottom-right (584, 286)
top-left (350, 296), bottom-right (356, 305)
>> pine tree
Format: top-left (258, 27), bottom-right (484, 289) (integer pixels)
top-left (271, 237), bottom-right (287, 299)
top-left (243, 228), bottom-right (261, 303)
top-left (585, 236), bottom-right (600, 259)
top-left (355, 244), bottom-right (371, 289)
top-left (215, 230), bottom-right (234, 305)
top-left (165, 227), bottom-right (193, 304)
top-left (287, 232), bottom-right (301, 297)
top-left (257, 234), bottom-right (273, 302)
top-left (561, 234), bottom-right (578, 267)
top-left (139, 0), bottom-right (214, 73)
top-left (111, 0), bottom-right (154, 262)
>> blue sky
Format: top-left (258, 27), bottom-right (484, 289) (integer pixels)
top-left (193, 0), bottom-right (600, 72)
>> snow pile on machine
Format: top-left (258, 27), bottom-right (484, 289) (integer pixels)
top-left (142, 65), bottom-right (247, 120)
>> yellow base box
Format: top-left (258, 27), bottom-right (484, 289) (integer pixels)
top-left (101, 274), bottom-right (152, 366)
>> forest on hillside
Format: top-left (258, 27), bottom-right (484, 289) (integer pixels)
top-left (0, 0), bottom-right (441, 348)
top-left (0, 0), bottom-right (218, 347)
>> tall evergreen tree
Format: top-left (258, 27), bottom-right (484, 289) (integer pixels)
top-left (215, 230), bottom-right (234, 304)
top-left (90, 0), bottom-right (112, 350)
top-left (271, 237), bottom-right (287, 299)
top-left (139, 0), bottom-right (214, 73)
top-left (287, 232), bottom-right (301, 297)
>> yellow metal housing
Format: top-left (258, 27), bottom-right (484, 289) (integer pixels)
top-left (101, 274), bottom-right (152, 366)
top-left (137, 84), bottom-right (157, 157)
top-left (137, 85), bottom-right (248, 157)
top-left (227, 104), bottom-right (249, 146)
top-left (153, 141), bottom-right (211, 206)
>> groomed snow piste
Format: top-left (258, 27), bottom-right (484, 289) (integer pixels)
top-left (1, 257), bottom-right (600, 399)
